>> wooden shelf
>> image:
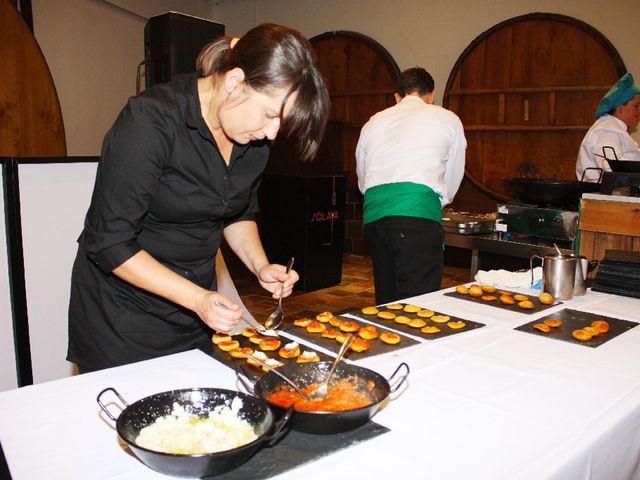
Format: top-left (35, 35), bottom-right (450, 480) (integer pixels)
top-left (445, 85), bottom-right (610, 96)
top-left (464, 125), bottom-right (590, 131)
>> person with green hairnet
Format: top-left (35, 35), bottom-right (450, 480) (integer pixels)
top-left (576, 72), bottom-right (640, 182)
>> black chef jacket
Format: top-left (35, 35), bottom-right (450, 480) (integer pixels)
top-left (67, 72), bottom-right (270, 371)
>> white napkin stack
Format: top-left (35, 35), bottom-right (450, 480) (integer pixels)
top-left (474, 267), bottom-right (543, 289)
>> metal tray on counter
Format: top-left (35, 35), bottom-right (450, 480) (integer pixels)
top-left (442, 210), bottom-right (496, 235)
top-left (346, 303), bottom-right (485, 340)
top-left (515, 308), bottom-right (638, 348)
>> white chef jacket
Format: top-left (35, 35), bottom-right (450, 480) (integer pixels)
top-left (576, 114), bottom-right (640, 182)
top-left (355, 95), bottom-right (466, 206)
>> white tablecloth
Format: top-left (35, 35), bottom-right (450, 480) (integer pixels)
top-left (1, 289), bottom-right (640, 480)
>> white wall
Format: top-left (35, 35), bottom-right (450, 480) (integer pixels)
top-left (104, 0), bottom-right (213, 19)
top-left (30, 0), bottom-right (145, 156)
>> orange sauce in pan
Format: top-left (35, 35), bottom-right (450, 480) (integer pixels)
top-left (266, 378), bottom-right (375, 411)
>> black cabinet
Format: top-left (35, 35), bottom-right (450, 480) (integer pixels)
top-left (260, 174), bottom-right (346, 291)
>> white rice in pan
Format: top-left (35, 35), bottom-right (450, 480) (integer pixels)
top-left (135, 397), bottom-right (258, 455)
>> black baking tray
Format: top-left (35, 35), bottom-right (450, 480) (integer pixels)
top-left (282, 316), bottom-right (420, 358)
top-left (444, 289), bottom-right (561, 314)
top-left (514, 308), bottom-right (638, 348)
top-left (209, 421), bottom-right (390, 479)
top-left (346, 304), bottom-right (485, 340)
top-left (204, 334), bottom-right (331, 379)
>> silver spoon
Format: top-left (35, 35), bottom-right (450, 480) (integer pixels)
top-left (553, 243), bottom-right (563, 256)
top-left (214, 301), bottom-right (278, 337)
top-left (264, 257), bottom-right (295, 330)
top-left (308, 334), bottom-right (354, 401)
top-left (243, 353), bottom-right (312, 401)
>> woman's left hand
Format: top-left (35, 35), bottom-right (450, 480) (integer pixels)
top-left (257, 263), bottom-right (299, 299)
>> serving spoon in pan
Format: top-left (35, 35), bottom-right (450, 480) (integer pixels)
top-left (307, 334), bottom-right (354, 401)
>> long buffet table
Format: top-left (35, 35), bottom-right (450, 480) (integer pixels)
top-left (1, 287), bottom-right (640, 479)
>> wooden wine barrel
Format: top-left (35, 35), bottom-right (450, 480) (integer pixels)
top-left (310, 31), bottom-right (400, 187)
top-left (443, 12), bottom-right (625, 202)
top-left (0, 0), bottom-right (66, 157)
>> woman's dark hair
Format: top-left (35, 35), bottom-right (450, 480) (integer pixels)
top-left (397, 67), bottom-right (435, 97)
top-left (197, 23), bottom-right (330, 160)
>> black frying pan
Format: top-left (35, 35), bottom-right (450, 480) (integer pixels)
top-left (607, 160), bottom-right (640, 173)
top-left (97, 387), bottom-right (290, 478)
top-left (508, 178), bottom-right (601, 208)
top-left (238, 361), bottom-right (409, 434)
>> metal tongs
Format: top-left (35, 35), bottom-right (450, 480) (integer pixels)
top-left (215, 301), bottom-right (278, 337)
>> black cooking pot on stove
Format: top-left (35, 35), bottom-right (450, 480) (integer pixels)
top-left (508, 178), bottom-right (601, 208)
top-left (97, 387), bottom-right (290, 478)
top-left (237, 361), bottom-right (409, 434)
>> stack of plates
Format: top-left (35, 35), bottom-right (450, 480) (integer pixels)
top-left (592, 250), bottom-right (640, 299)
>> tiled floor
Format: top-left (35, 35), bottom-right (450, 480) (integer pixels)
top-left (229, 254), bottom-right (470, 323)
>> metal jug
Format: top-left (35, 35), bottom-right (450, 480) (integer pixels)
top-left (570, 254), bottom-right (587, 296)
top-left (530, 253), bottom-right (577, 300)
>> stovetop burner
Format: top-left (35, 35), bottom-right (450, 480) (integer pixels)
top-left (496, 203), bottom-right (578, 242)
top-left (500, 200), bottom-right (578, 212)
top-left (498, 232), bottom-right (573, 250)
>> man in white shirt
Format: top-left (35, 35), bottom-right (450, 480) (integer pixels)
top-left (576, 73), bottom-right (640, 182)
top-left (356, 67), bottom-right (466, 304)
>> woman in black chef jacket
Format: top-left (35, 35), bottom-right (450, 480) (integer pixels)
top-left (67, 23), bottom-right (330, 373)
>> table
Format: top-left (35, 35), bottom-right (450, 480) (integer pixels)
top-left (1, 288), bottom-right (640, 480)
top-left (444, 232), bottom-right (574, 280)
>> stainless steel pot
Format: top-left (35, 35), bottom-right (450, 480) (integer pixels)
top-left (570, 254), bottom-right (587, 296)
top-left (531, 253), bottom-right (577, 300)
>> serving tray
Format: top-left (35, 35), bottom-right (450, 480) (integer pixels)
top-left (213, 421), bottom-right (390, 479)
top-left (282, 314), bottom-right (420, 359)
top-left (205, 333), bottom-right (331, 379)
top-left (444, 288), bottom-right (561, 314)
top-left (346, 303), bottom-right (485, 340)
top-left (514, 308), bottom-right (638, 348)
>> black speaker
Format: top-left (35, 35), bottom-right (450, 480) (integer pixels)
top-left (144, 12), bottom-right (225, 88)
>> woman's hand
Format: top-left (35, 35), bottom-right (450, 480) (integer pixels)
top-left (194, 292), bottom-right (243, 333)
top-left (257, 263), bottom-right (299, 299)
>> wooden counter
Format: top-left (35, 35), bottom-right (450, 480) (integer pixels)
top-left (578, 194), bottom-right (640, 270)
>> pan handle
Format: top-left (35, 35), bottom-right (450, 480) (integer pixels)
top-left (602, 146), bottom-right (619, 161)
top-left (262, 405), bottom-right (293, 447)
top-left (387, 362), bottom-right (410, 394)
top-left (581, 167), bottom-right (603, 183)
top-left (235, 365), bottom-right (256, 395)
top-left (96, 387), bottom-right (129, 422)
